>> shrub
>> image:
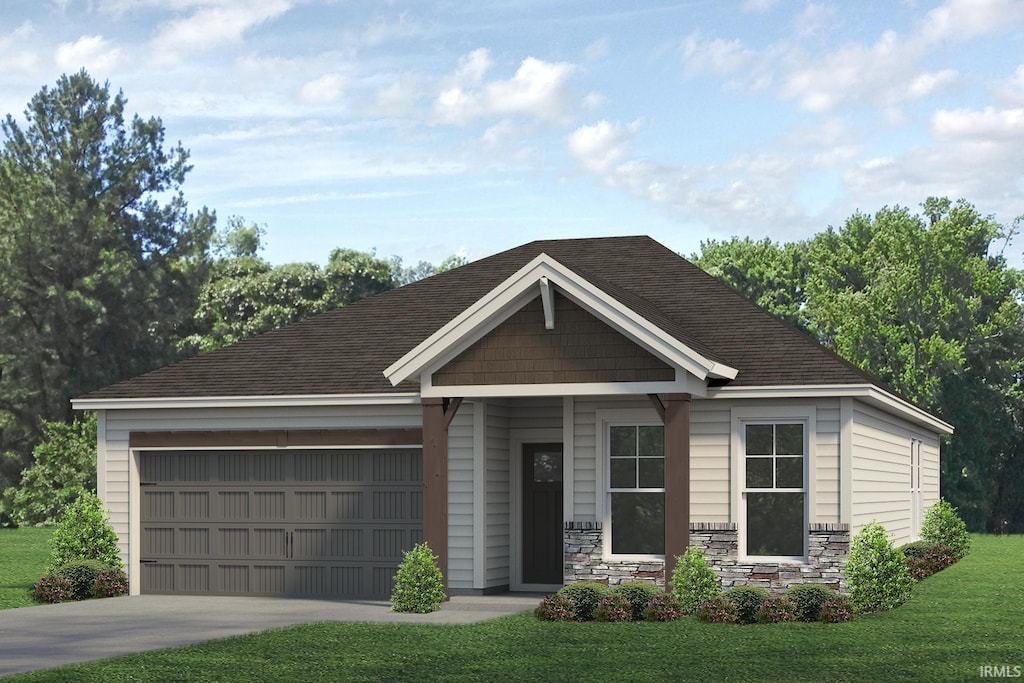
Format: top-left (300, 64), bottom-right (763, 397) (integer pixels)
top-left (49, 491), bottom-right (122, 569)
top-left (56, 559), bottom-right (111, 600)
top-left (845, 521), bottom-right (913, 613)
top-left (722, 586), bottom-right (771, 624)
top-left (670, 546), bottom-right (720, 614)
top-left (696, 595), bottom-right (737, 624)
top-left (91, 568), bottom-right (129, 599)
top-left (785, 583), bottom-right (837, 622)
top-left (612, 581), bottom-right (662, 621)
top-left (30, 573), bottom-right (73, 604)
top-left (819, 595), bottom-right (856, 623)
top-left (642, 593), bottom-right (682, 622)
top-left (920, 498), bottom-right (971, 560)
top-left (390, 542), bottom-right (446, 613)
top-left (755, 597), bottom-right (797, 624)
top-left (904, 544), bottom-right (956, 581)
top-left (557, 582), bottom-right (611, 621)
top-left (593, 593), bottom-right (632, 622)
top-left (534, 593), bottom-right (575, 621)
top-left (898, 540), bottom-right (931, 560)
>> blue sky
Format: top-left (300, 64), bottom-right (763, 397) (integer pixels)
top-left (1, 0), bottom-right (1023, 267)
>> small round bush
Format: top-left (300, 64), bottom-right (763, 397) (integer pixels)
top-left (31, 573), bottom-right (74, 604)
top-left (920, 498), bottom-right (971, 560)
top-left (898, 540), bottom-right (931, 560)
top-left (696, 595), bottom-right (737, 624)
top-left (643, 593), bottom-right (682, 622)
top-left (557, 582), bottom-right (611, 621)
top-left (593, 593), bottom-right (632, 622)
top-left (56, 559), bottom-right (111, 600)
top-left (91, 568), bottom-right (129, 598)
top-left (49, 491), bottom-right (122, 570)
top-left (819, 595), bottom-right (856, 623)
top-left (845, 521), bottom-right (913, 613)
top-left (612, 581), bottom-right (663, 621)
top-left (722, 586), bottom-right (771, 624)
top-left (755, 597), bottom-right (797, 624)
top-left (785, 583), bottom-right (837, 622)
top-left (535, 593), bottom-right (575, 621)
top-left (670, 546), bottom-right (720, 614)
top-left (390, 542), bottom-right (446, 613)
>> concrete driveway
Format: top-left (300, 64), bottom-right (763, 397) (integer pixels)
top-left (0, 594), bottom-right (539, 678)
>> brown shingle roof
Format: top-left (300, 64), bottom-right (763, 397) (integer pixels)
top-left (79, 235), bottom-right (886, 400)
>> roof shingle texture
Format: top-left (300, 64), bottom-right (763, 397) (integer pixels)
top-left (80, 235), bottom-right (884, 400)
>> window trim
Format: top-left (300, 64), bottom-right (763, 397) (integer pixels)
top-left (730, 405), bottom-right (816, 563)
top-left (596, 408), bottom-right (664, 561)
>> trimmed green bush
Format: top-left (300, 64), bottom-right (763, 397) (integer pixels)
top-left (722, 586), bottom-right (771, 624)
top-left (56, 559), bottom-right (110, 600)
top-left (594, 593), bottom-right (631, 622)
top-left (845, 521), bottom-right (913, 613)
top-left (49, 491), bottom-right (122, 569)
top-left (755, 597), bottom-right (797, 624)
top-left (696, 595), bottom-right (737, 624)
top-left (785, 583), bottom-right (836, 622)
top-left (557, 581), bottom-right (611, 621)
top-left (612, 581), bottom-right (662, 621)
top-left (920, 498), bottom-right (971, 560)
top-left (898, 540), bottom-right (931, 560)
top-left (670, 546), bottom-right (720, 614)
top-left (390, 542), bottom-right (446, 613)
top-left (642, 593), bottom-right (682, 622)
top-left (534, 593), bottom-right (575, 621)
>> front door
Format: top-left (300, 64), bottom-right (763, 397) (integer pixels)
top-left (522, 443), bottom-right (563, 585)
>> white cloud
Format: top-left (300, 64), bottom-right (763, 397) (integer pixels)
top-left (680, 32), bottom-right (753, 78)
top-left (794, 3), bottom-right (836, 37)
top-left (0, 21), bottom-right (39, 74)
top-left (55, 35), bottom-right (122, 73)
top-left (741, 0), bottom-right (778, 12)
top-left (149, 0), bottom-right (293, 64)
top-left (932, 106), bottom-right (1024, 141)
top-left (583, 37), bottom-right (610, 62)
top-left (299, 73), bottom-right (347, 106)
top-left (566, 119), bottom-right (640, 173)
top-left (908, 69), bottom-right (959, 98)
top-left (917, 0), bottom-right (1024, 45)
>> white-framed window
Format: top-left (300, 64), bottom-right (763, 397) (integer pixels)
top-left (598, 409), bottom-right (665, 558)
top-left (732, 406), bottom-right (814, 562)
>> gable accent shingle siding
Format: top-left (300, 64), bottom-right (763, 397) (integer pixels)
top-left (79, 235), bottom-right (887, 400)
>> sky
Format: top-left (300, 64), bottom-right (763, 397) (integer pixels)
top-left (1, 0), bottom-right (1023, 268)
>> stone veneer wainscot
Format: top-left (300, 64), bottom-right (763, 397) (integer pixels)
top-left (563, 522), bottom-right (850, 593)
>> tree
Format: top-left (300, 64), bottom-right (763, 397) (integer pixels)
top-left (0, 70), bottom-right (213, 492)
top-left (1, 413), bottom-right (97, 526)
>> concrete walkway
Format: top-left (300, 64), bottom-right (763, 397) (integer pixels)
top-left (0, 594), bottom-right (540, 678)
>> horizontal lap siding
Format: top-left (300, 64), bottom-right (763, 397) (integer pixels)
top-left (851, 401), bottom-right (926, 545)
top-left (690, 401), bottom-right (731, 523)
top-left (101, 404), bottom-right (424, 580)
top-left (486, 400), bottom-right (511, 588)
top-left (447, 409), bottom-right (475, 590)
top-left (815, 405), bottom-right (841, 524)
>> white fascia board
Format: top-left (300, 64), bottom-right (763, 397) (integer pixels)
top-left (71, 392), bottom-right (422, 411)
top-left (706, 384), bottom-right (953, 435)
top-left (421, 367), bottom-right (707, 399)
top-left (384, 252), bottom-right (737, 386)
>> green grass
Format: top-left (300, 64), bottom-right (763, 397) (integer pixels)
top-left (5, 535), bottom-right (1023, 682)
top-left (0, 527), bottom-right (52, 609)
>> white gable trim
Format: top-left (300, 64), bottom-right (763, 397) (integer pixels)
top-left (71, 392), bottom-right (422, 411)
top-left (383, 253), bottom-right (738, 388)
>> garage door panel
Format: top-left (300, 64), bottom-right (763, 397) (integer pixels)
top-left (140, 448), bottom-right (422, 599)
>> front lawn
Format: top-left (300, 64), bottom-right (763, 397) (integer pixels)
top-left (0, 527), bottom-right (52, 609)
top-left (4, 535), bottom-right (1023, 682)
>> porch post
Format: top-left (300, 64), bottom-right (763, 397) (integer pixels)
top-left (662, 393), bottom-right (692, 582)
top-left (421, 397), bottom-right (461, 594)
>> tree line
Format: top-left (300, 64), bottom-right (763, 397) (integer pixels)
top-left (2, 71), bottom-right (1022, 533)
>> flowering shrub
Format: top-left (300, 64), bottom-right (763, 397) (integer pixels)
top-left (819, 595), bottom-right (856, 623)
top-left (30, 574), bottom-right (74, 604)
top-left (594, 593), bottom-right (632, 622)
top-left (755, 597), bottom-right (797, 624)
top-left (91, 568), bottom-right (129, 598)
top-left (696, 595), bottom-right (738, 624)
top-left (904, 544), bottom-right (957, 581)
top-left (643, 593), bottom-right (682, 622)
top-left (534, 593), bottom-right (575, 621)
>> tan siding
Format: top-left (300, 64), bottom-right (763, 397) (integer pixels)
top-left (690, 400), bottom-right (731, 523)
top-left (815, 405), bottom-right (841, 523)
top-left (485, 400), bottom-right (511, 587)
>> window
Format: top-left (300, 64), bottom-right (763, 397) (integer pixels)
top-left (608, 424), bottom-right (664, 555)
top-left (743, 422), bottom-right (806, 558)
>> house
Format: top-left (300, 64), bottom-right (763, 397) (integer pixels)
top-left (73, 236), bottom-right (952, 599)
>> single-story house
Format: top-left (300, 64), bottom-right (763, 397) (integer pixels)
top-left (74, 235), bottom-right (952, 598)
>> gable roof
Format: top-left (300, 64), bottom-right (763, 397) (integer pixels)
top-left (75, 235), bottom-right (947, 430)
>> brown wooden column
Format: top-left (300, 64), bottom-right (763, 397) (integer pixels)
top-left (421, 396), bottom-right (462, 595)
top-left (661, 393), bottom-right (692, 582)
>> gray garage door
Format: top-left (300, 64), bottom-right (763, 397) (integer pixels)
top-left (139, 449), bottom-right (422, 599)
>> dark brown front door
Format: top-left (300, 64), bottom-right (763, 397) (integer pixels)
top-left (522, 443), bottom-right (563, 585)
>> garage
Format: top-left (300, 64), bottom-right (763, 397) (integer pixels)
top-left (139, 448), bottom-right (422, 599)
